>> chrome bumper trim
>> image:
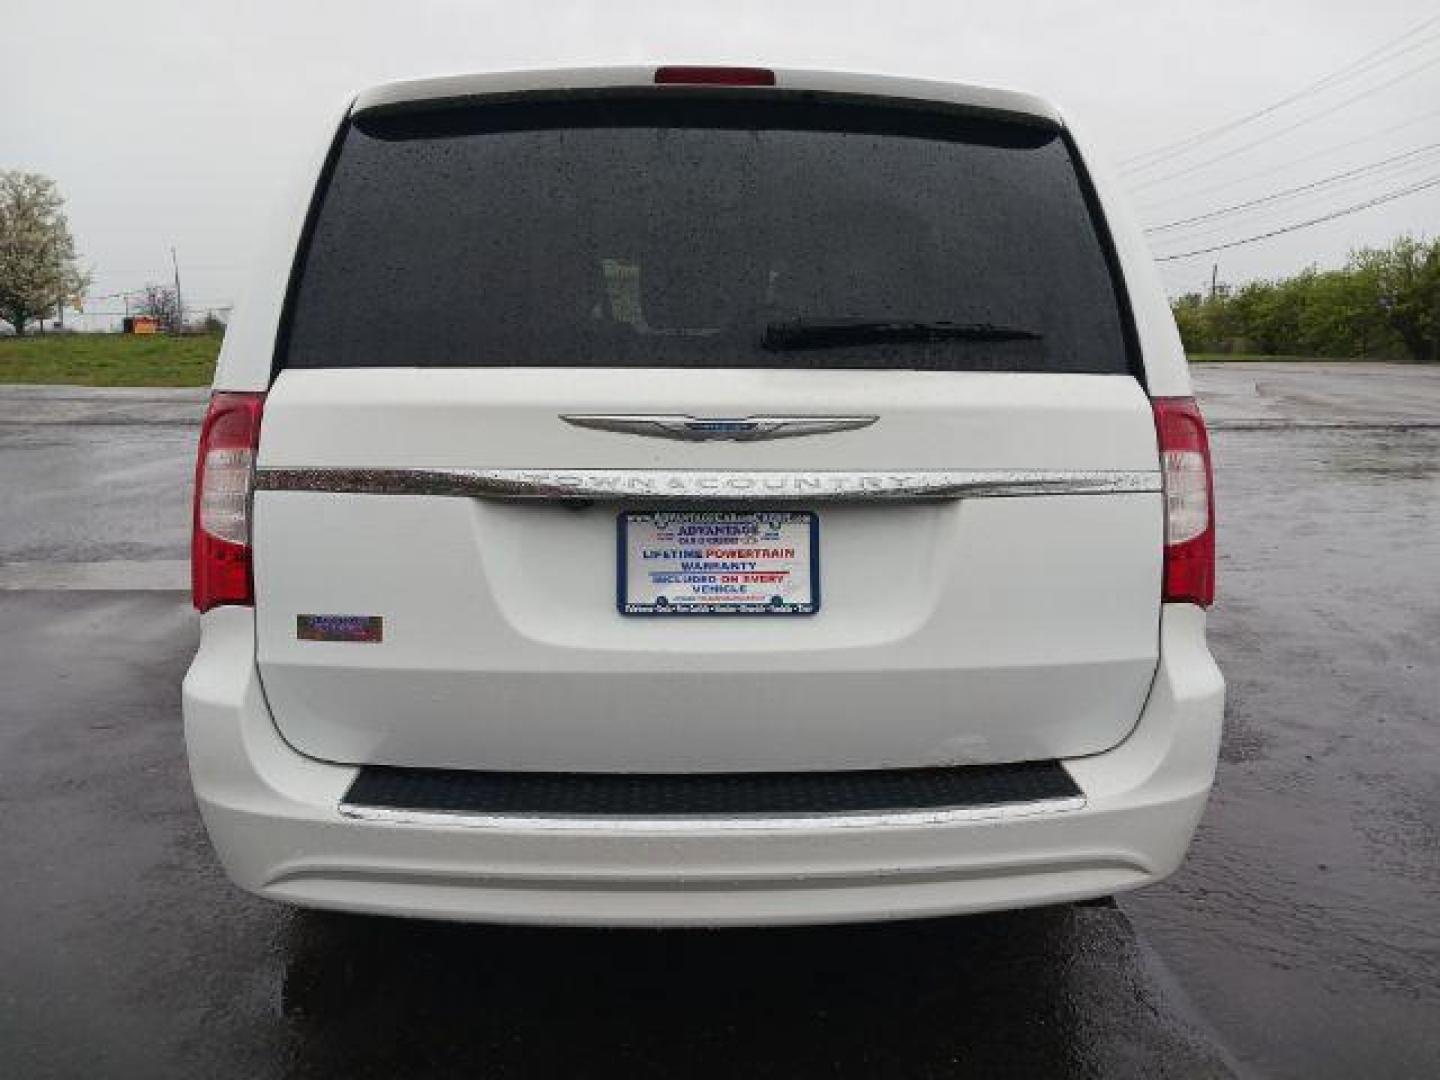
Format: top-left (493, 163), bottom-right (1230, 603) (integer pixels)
top-left (337, 795), bottom-right (1088, 832)
top-left (255, 468), bottom-right (1159, 502)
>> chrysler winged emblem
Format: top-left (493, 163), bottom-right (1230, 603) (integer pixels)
top-left (561, 414), bottom-right (877, 442)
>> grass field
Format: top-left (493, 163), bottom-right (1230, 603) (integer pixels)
top-left (0, 332), bottom-right (1387, 386)
top-left (1186, 352), bottom-right (1386, 363)
top-left (0, 333), bottom-right (221, 386)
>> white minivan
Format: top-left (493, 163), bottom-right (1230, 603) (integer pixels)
top-left (183, 65), bottom-right (1223, 926)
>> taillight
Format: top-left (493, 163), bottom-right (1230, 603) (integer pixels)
top-left (192, 391), bottom-right (265, 612)
top-left (654, 66), bottom-right (776, 86)
top-left (1153, 396), bottom-right (1215, 607)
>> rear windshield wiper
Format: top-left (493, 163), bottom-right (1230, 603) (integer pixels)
top-left (762, 318), bottom-right (1044, 352)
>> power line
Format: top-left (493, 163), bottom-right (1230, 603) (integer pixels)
top-left (1145, 169), bottom-right (1440, 255)
top-left (66, 305), bottom-right (233, 318)
top-left (1144, 141), bottom-right (1440, 233)
top-left (81, 287), bottom-right (151, 301)
top-left (1124, 17), bottom-right (1440, 170)
top-left (1144, 153), bottom-right (1440, 249)
top-left (1122, 13), bottom-right (1440, 171)
top-left (1135, 106), bottom-right (1440, 212)
top-left (1129, 52), bottom-right (1440, 192)
top-left (1152, 172), bottom-right (1440, 261)
top-left (79, 287), bottom-right (234, 303)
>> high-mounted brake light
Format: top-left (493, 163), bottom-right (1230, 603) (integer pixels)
top-left (1153, 396), bottom-right (1215, 607)
top-left (192, 391), bottom-right (265, 612)
top-left (654, 66), bottom-right (776, 86)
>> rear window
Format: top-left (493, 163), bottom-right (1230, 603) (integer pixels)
top-left (280, 94), bottom-right (1133, 374)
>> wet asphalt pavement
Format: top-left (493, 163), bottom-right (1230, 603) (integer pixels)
top-left (0, 364), bottom-right (1436, 1078)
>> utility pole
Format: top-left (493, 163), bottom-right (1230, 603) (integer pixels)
top-left (171, 246), bottom-right (185, 333)
top-left (1209, 263), bottom-right (1219, 301)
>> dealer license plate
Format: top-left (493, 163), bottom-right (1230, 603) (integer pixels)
top-left (618, 511), bottom-right (819, 616)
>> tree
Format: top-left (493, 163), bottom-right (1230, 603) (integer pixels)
top-left (1170, 292), bottom-right (1212, 352)
top-left (1298, 269), bottom-right (1380, 357)
top-left (0, 171), bottom-right (89, 336)
top-left (1348, 236), bottom-right (1440, 364)
top-left (136, 284), bottom-right (181, 333)
top-left (1167, 234), bottom-right (1436, 361)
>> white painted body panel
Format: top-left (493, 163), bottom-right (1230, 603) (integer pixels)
top-left (256, 368), bottom-right (1162, 472)
top-left (184, 604), bottom-right (1222, 925)
top-left (350, 67), bottom-right (1063, 125)
top-left (252, 369), bottom-right (1163, 770)
top-left (256, 492), bottom-right (1161, 770)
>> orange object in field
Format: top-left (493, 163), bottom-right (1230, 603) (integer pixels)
top-left (123, 316), bottom-right (159, 335)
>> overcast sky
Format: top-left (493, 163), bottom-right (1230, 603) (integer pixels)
top-left (5, 0), bottom-right (1438, 325)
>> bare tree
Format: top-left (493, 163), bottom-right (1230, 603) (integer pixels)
top-left (136, 284), bottom-right (181, 333)
top-left (0, 171), bottom-right (90, 336)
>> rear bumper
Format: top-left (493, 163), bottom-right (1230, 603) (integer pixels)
top-left (182, 605), bottom-right (1222, 926)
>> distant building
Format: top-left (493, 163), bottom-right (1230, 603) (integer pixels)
top-left (123, 316), bottom-right (159, 335)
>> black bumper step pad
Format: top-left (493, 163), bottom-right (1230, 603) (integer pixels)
top-left (343, 760), bottom-right (1081, 818)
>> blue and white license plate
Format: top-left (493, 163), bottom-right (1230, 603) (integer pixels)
top-left (618, 511), bottom-right (820, 616)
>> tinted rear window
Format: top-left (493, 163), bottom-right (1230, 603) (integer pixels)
top-left (281, 95), bottom-right (1132, 373)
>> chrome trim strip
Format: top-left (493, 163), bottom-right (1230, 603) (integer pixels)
top-left (561, 414), bottom-right (878, 442)
top-left (337, 795), bottom-right (1087, 832)
top-left (255, 468), bottom-right (1159, 501)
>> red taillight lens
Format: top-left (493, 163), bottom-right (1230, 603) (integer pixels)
top-left (1153, 396), bottom-right (1215, 607)
top-left (192, 391), bottom-right (265, 612)
top-left (654, 66), bottom-right (776, 86)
